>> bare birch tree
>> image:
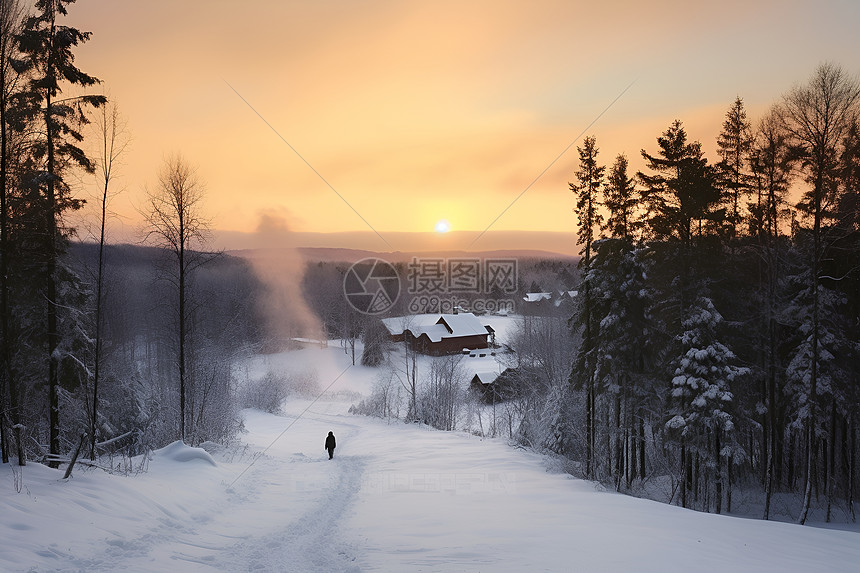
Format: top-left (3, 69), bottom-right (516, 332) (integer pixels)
top-left (89, 100), bottom-right (129, 459)
top-left (144, 154), bottom-right (209, 442)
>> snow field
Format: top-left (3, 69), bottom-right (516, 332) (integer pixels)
top-left (2, 328), bottom-right (859, 572)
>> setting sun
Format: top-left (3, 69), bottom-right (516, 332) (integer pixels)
top-left (434, 219), bottom-right (451, 233)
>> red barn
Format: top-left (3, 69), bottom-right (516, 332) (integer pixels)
top-left (382, 313), bottom-right (491, 356)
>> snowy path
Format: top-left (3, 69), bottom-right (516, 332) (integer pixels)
top-left (126, 406), bottom-right (368, 573)
top-left (2, 393), bottom-right (860, 572)
top-left (214, 409), bottom-right (367, 573)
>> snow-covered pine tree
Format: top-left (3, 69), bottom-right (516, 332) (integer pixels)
top-left (361, 319), bottom-right (389, 367)
top-left (13, 0), bottom-right (106, 466)
top-left (589, 238), bottom-right (652, 489)
top-left (539, 381), bottom-right (570, 455)
top-left (665, 297), bottom-right (748, 512)
top-left (783, 270), bottom-right (856, 523)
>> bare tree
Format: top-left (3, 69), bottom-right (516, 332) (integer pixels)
top-left (89, 100), bottom-right (129, 459)
top-left (780, 63), bottom-right (860, 525)
top-left (421, 355), bottom-right (465, 431)
top-left (144, 154), bottom-right (209, 442)
top-left (384, 315), bottom-right (419, 422)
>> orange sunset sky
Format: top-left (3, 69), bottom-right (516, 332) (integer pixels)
top-left (65, 0), bottom-right (860, 254)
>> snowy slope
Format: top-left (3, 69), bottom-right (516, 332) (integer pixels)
top-left (1, 339), bottom-right (858, 572)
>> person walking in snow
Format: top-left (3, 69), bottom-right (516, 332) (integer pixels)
top-left (325, 431), bottom-right (336, 459)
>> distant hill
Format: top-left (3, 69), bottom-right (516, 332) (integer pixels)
top-left (230, 247), bottom-right (577, 264)
top-left (68, 242), bottom-right (577, 267)
top-left (212, 229), bottom-right (580, 256)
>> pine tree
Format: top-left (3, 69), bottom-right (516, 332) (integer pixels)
top-left (782, 267), bottom-right (856, 521)
top-left (665, 297), bottom-right (747, 511)
top-left (832, 122), bottom-right (860, 521)
top-left (836, 122), bottom-right (859, 234)
top-left (716, 97), bottom-right (754, 240)
top-left (639, 120), bottom-right (721, 250)
top-left (0, 0), bottom-right (25, 465)
top-left (569, 135), bottom-right (605, 477)
top-left (750, 106), bottom-right (794, 519)
top-left (13, 0), bottom-right (105, 466)
top-left (638, 121), bottom-right (722, 372)
top-left (571, 136), bottom-right (605, 264)
top-left (603, 154), bottom-right (638, 241)
top-left (589, 238), bottom-right (652, 489)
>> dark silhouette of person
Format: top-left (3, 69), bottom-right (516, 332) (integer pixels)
top-left (325, 431), bottom-right (336, 459)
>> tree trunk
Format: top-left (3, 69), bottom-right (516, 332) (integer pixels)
top-left (638, 416), bottom-right (646, 481)
top-left (179, 228), bottom-right (186, 442)
top-left (0, 23), bottom-right (7, 464)
top-left (849, 418), bottom-right (856, 522)
top-left (63, 432), bottom-right (86, 480)
top-left (715, 430), bottom-right (722, 514)
top-left (680, 442), bottom-right (687, 509)
top-left (763, 315), bottom-right (777, 519)
top-left (624, 427), bottom-right (631, 490)
top-left (787, 433), bottom-right (796, 489)
top-left (90, 175), bottom-right (107, 459)
top-left (694, 451), bottom-right (700, 507)
top-left (615, 393), bottom-right (623, 490)
top-left (727, 453), bottom-right (733, 513)
top-left (0, 26), bottom-right (19, 464)
top-left (799, 426), bottom-right (814, 524)
top-left (799, 168), bottom-right (824, 526)
top-left (45, 87), bottom-right (61, 469)
top-left (826, 401), bottom-right (836, 523)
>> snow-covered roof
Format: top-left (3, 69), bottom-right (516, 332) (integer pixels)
top-left (381, 317), bottom-right (405, 336)
top-left (437, 313), bottom-right (488, 338)
top-left (523, 292), bottom-right (552, 302)
top-left (417, 323), bottom-right (450, 343)
top-left (382, 313), bottom-right (490, 342)
top-left (472, 371), bottom-right (499, 385)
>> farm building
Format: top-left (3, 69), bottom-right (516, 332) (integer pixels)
top-left (521, 290), bottom-right (578, 315)
top-left (469, 366), bottom-right (541, 403)
top-left (382, 312), bottom-right (493, 356)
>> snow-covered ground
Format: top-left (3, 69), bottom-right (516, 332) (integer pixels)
top-left (2, 330), bottom-right (859, 572)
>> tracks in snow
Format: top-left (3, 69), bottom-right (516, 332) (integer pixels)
top-left (64, 410), bottom-right (367, 573)
top-left (215, 455), bottom-right (365, 572)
